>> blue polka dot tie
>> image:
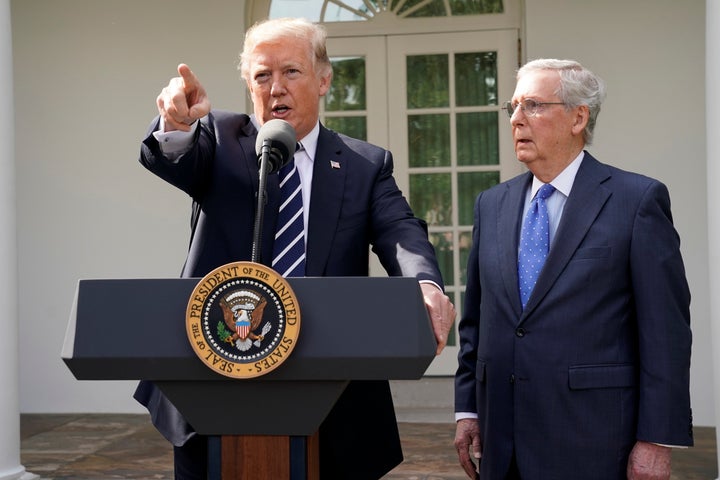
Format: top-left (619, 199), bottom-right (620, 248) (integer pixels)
top-left (518, 183), bottom-right (555, 309)
top-left (272, 146), bottom-right (306, 277)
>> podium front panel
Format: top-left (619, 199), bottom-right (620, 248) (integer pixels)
top-left (62, 276), bottom-right (436, 381)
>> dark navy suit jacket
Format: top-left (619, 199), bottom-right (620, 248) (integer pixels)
top-left (134, 110), bottom-right (443, 480)
top-left (455, 153), bottom-right (693, 479)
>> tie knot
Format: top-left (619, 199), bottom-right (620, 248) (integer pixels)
top-left (535, 183), bottom-right (555, 201)
top-left (280, 143), bottom-right (303, 179)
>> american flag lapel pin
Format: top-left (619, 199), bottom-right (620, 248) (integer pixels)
top-left (330, 160), bottom-right (341, 169)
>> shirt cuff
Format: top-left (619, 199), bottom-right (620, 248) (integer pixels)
top-left (419, 279), bottom-right (443, 293)
top-left (455, 412), bottom-right (478, 422)
top-left (152, 118), bottom-right (197, 159)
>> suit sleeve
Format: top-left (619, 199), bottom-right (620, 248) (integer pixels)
top-left (369, 149), bottom-right (444, 288)
top-left (139, 114), bottom-right (217, 200)
top-left (454, 192), bottom-right (483, 414)
top-left (630, 180), bottom-right (693, 446)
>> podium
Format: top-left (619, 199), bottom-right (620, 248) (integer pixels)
top-left (62, 276), bottom-right (436, 479)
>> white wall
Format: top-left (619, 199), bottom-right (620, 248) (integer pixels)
top-left (12, 0), bottom-right (246, 412)
top-left (525, 0), bottom-right (710, 425)
top-left (11, 0), bottom-right (713, 427)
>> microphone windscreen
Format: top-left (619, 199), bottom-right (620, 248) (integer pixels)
top-left (255, 119), bottom-right (296, 172)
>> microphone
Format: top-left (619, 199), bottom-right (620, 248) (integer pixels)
top-left (251, 119), bottom-right (296, 264)
top-left (255, 119), bottom-right (296, 174)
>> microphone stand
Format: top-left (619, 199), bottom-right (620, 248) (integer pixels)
top-left (252, 139), bottom-right (272, 264)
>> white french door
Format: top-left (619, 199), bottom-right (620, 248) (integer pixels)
top-left (326, 29), bottom-right (519, 374)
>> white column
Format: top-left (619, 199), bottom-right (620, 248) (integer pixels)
top-left (0, 1), bottom-right (31, 479)
top-left (708, 1), bottom-right (720, 479)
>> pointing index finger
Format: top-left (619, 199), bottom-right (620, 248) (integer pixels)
top-left (177, 63), bottom-right (199, 90)
top-left (174, 63), bottom-right (210, 123)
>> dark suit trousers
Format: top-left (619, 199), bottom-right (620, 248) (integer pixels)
top-left (173, 435), bottom-right (207, 480)
top-left (505, 453), bottom-right (521, 479)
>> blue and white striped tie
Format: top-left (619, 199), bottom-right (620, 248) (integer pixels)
top-left (272, 147), bottom-right (306, 277)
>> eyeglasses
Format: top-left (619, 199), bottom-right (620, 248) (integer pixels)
top-left (502, 99), bottom-right (565, 118)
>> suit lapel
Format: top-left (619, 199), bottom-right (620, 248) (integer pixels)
top-left (305, 126), bottom-right (346, 276)
top-left (499, 173), bottom-right (532, 318)
top-left (521, 153), bottom-right (612, 317)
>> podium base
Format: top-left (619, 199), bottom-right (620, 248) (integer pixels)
top-left (209, 432), bottom-right (320, 480)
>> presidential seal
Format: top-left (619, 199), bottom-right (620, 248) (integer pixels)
top-left (186, 261), bottom-right (301, 379)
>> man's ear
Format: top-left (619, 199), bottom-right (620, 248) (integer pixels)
top-left (571, 105), bottom-right (590, 136)
top-left (318, 71), bottom-right (332, 97)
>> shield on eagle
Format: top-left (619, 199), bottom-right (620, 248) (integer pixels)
top-left (219, 290), bottom-right (269, 351)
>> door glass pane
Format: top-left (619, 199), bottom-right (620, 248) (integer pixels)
top-left (451, 0), bottom-right (504, 15)
top-left (410, 173), bottom-right (452, 227)
top-left (458, 171), bottom-right (499, 225)
top-left (408, 114), bottom-right (450, 168)
top-left (325, 56), bottom-right (366, 111)
top-left (457, 111), bottom-right (499, 166)
top-left (325, 117), bottom-right (367, 140)
top-left (455, 51), bottom-right (498, 106)
top-left (400, 0), bottom-right (448, 18)
top-left (406, 54), bottom-right (449, 108)
top-left (429, 231), bottom-right (454, 285)
top-left (323, 56), bottom-right (368, 140)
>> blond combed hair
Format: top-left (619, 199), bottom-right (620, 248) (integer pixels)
top-left (239, 17), bottom-right (333, 84)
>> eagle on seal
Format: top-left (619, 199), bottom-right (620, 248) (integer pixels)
top-left (219, 295), bottom-right (269, 351)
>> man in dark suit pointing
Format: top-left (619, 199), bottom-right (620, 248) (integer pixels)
top-left (454, 59), bottom-right (693, 480)
top-left (135, 16), bottom-right (455, 480)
